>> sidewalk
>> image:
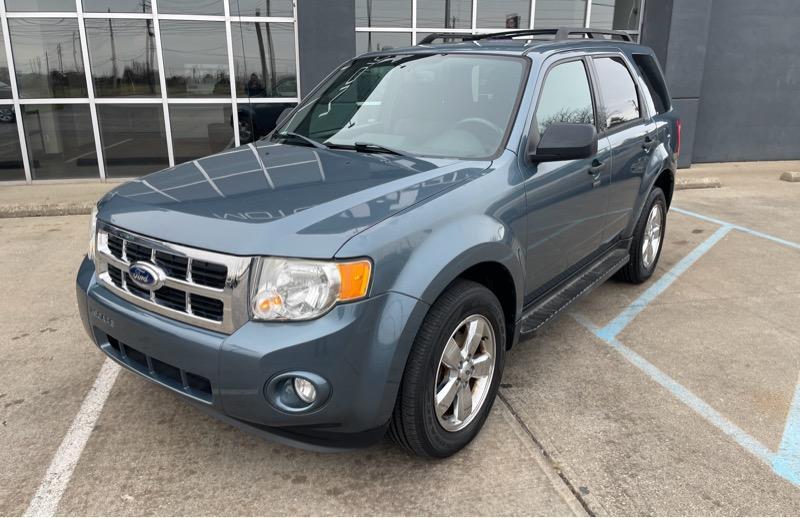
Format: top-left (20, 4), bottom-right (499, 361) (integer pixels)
top-left (2, 160), bottom-right (798, 218)
top-left (0, 181), bottom-right (121, 218)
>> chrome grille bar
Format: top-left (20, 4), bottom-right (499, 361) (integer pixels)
top-left (94, 223), bottom-right (252, 334)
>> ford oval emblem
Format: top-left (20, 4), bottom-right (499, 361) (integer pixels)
top-left (128, 262), bottom-right (166, 291)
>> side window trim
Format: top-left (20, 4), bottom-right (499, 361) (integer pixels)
top-left (588, 52), bottom-right (646, 137)
top-left (527, 56), bottom-right (599, 152)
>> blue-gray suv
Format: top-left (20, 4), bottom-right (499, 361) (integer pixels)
top-left (76, 28), bottom-right (679, 457)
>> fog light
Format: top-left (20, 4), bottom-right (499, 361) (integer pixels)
top-left (293, 377), bottom-right (317, 404)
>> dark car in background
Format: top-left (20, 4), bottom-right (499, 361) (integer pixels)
top-left (77, 28), bottom-right (678, 457)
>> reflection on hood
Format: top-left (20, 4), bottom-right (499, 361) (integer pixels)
top-left (101, 142), bottom-right (491, 257)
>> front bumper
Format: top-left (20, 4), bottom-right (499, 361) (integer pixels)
top-left (76, 257), bottom-right (428, 450)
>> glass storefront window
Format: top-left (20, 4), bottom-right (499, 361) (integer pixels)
top-left (5, 0), bottom-right (76, 12)
top-left (232, 22), bottom-right (296, 99)
top-left (355, 0), bottom-right (411, 28)
top-left (417, 0), bottom-right (472, 29)
top-left (9, 19), bottom-right (88, 99)
top-left (476, 0), bottom-right (529, 28)
top-left (534, 0), bottom-right (587, 28)
top-left (231, 0), bottom-right (294, 18)
top-left (0, 104), bottom-right (25, 181)
top-left (237, 101), bottom-right (294, 143)
top-left (21, 104), bottom-right (98, 180)
top-left (159, 21), bottom-right (229, 98)
top-left (169, 104), bottom-right (233, 163)
top-left (590, 0), bottom-right (642, 31)
top-left (0, 24), bottom-right (11, 99)
top-left (85, 19), bottom-right (160, 97)
top-left (157, 0), bottom-right (224, 16)
top-left (82, 1), bottom-right (152, 13)
top-left (96, 104), bottom-right (168, 177)
top-left (356, 32), bottom-right (411, 54)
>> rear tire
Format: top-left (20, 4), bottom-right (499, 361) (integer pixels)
top-left (616, 187), bottom-right (667, 284)
top-left (389, 280), bottom-right (506, 457)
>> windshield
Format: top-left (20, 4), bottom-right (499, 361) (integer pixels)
top-left (276, 54), bottom-right (527, 159)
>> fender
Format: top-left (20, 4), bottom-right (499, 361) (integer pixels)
top-left (393, 214), bottom-right (524, 314)
top-left (336, 169), bottom-right (527, 321)
top-left (624, 136), bottom-right (675, 238)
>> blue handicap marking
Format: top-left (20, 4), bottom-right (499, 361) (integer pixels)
top-left (574, 207), bottom-right (800, 487)
top-left (773, 381), bottom-right (800, 485)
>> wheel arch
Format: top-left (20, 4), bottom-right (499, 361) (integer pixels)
top-left (654, 168), bottom-right (675, 208)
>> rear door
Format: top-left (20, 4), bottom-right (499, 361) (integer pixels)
top-left (588, 54), bottom-right (657, 244)
top-left (520, 57), bottom-right (612, 303)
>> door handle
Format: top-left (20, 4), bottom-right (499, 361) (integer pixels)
top-left (642, 135), bottom-right (654, 152)
top-left (588, 159), bottom-right (604, 176)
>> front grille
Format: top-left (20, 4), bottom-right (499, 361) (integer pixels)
top-left (189, 294), bottom-right (224, 320)
top-left (106, 335), bottom-right (213, 402)
top-left (95, 223), bottom-right (251, 333)
top-left (106, 233), bottom-right (226, 290)
top-left (155, 285), bottom-right (187, 312)
top-left (190, 260), bottom-right (227, 289)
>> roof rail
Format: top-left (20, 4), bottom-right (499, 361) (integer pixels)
top-left (417, 32), bottom-right (479, 44)
top-left (417, 27), bottom-right (633, 45)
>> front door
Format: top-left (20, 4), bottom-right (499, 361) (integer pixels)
top-left (521, 58), bottom-right (610, 304)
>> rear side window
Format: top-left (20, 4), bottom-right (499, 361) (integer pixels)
top-left (534, 60), bottom-right (595, 137)
top-left (593, 56), bottom-right (640, 128)
top-left (632, 53), bottom-right (671, 114)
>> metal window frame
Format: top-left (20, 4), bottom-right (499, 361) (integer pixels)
top-left (0, 0), bottom-right (301, 184)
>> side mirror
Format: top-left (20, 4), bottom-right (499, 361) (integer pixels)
top-left (275, 107), bottom-right (293, 127)
top-left (529, 123), bottom-right (597, 162)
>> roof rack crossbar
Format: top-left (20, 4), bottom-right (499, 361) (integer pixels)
top-left (417, 32), bottom-right (479, 45)
top-left (416, 27), bottom-right (632, 45)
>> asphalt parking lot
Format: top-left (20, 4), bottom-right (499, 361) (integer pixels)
top-left (1, 162), bottom-right (799, 515)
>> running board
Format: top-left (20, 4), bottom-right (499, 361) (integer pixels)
top-left (519, 249), bottom-right (630, 335)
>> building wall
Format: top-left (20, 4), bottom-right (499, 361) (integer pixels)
top-left (297, 0), bottom-right (354, 97)
top-left (693, 0), bottom-right (800, 163)
top-left (642, 0), bottom-right (800, 166)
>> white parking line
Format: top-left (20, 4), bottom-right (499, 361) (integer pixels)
top-left (24, 359), bottom-right (121, 517)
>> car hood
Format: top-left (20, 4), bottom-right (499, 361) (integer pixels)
top-left (99, 142), bottom-right (491, 258)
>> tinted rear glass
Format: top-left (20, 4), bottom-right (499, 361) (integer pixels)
top-left (593, 56), bottom-right (640, 128)
top-left (633, 53), bottom-right (670, 114)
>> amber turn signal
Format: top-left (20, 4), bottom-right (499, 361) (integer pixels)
top-left (337, 260), bottom-right (372, 301)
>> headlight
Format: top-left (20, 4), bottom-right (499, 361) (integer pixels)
top-left (87, 206), bottom-right (98, 261)
top-left (251, 257), bottom-right (372, 321)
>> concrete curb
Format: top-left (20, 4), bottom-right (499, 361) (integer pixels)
top-left (780, 171), bottom-right (800, 182)
top-left (0, 202), bottom-right (94, 219)
top-left (675, 177), bottom-right (722, 190)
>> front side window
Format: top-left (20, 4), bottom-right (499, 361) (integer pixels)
top-left (278, 54), bottom-right (527, 159)
top-left (593, 56), bottom-right (640, 128)
top-left (534, 60), bottom-right (594, 137)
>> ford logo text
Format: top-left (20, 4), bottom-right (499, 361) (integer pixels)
top-left (128, 262), bottom-right (166, 291)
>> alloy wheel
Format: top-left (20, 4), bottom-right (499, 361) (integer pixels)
top-left (433, 314), bottom-right (496, 432)
top-left (641, 204), bottom-right (663, 269)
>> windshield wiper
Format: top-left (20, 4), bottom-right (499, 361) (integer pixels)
top-left (273, 131), bottom-right (329, 150)
top-left (327, 141), bottom-right (412, 158)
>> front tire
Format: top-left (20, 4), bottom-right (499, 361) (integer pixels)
top-left (389, 280), bottom-right (506, 457)
top-left (616, 187), bottom-right (667, 284)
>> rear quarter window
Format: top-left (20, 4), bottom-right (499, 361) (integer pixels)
top-left (593, 56), bottom-right (641, 128)
top-left (632, 53), bottom-right (671, 114)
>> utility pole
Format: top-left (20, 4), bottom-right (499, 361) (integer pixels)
top-left (72, 31), bottom-right (79, 71)
top-left (367, 0), bottom-right (373, 50)
top-left (264, 1), bottom-right (277, 94)
top-left (109, 16), bottom-right (118, 90)
top-left (57, 43), bottom-right (63, 74)
top-left (254, 8), bottom-right (269, 96)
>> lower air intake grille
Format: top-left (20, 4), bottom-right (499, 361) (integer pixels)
top-left (106, 335), bottom-right (213, 402)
